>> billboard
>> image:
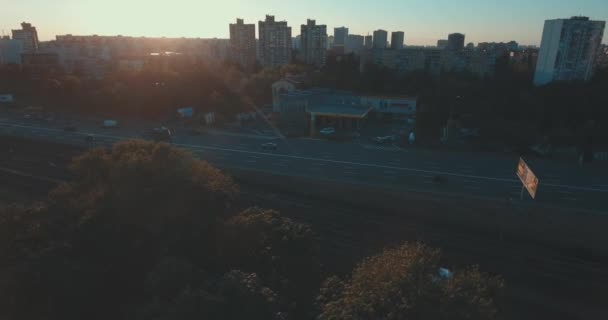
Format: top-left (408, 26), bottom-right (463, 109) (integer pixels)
top-left (516, 158), bottom-right (539, 199)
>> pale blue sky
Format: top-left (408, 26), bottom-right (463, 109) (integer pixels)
top-left (2, 0), bottom-right (607, 45)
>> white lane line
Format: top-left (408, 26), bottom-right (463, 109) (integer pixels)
top-left (2, 121), bottom-right (607, 193)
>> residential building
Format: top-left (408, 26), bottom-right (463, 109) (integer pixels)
top-left (334, 27), bottom-right (349, 47)
top-left (327, 36), bottom-right (334, 49)
top-left (364, 35), bottom-right (373, 49)
top-left (258, 15), bottom-right (292, 68)
top-left (534, 16), bottom-right (606, 85)
top-left (598, 44), bottom-right (608, 68)
top-left (11, 22), bottom-right (39, 52)
top-left (391, 31), bottom-right (405, 49)
top-left (373, 30), bottom-right (388, 48)
top-left (300, 19), bottom-right (327, 67)
top-left (229, 18), bottom-right (257, 70)
top-left (0, 37), bottom-right (24, 64)
top-left (437, 39), bottom-right (448, 49)
top-left (447, 33), bottom-right (465, 51)
top-left (346, 34), bottom-right (365, 53)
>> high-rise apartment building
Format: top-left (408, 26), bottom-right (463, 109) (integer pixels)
top-left (0, 37), bottom-right (24, 64)
top-left (364, 35), bottom-right (373, 49)
top-left (447, 33), bottom-right (465, 51)
top-left (373, 30), bottom-right (388, 49)
top-left (258, 15), bottom-right (292, 68)
top-left (391, 31), bottom-right (404, 49)
top-left (300, 19), bottom-right (327, 67)
top-left (534, 16), bottom-right (605, 85)
top-left (229, 18), bottom-right (257, 70)
top-left (334, 27), bottom-right (349, 47)
top-left (11, 22), bottom-right (39, 52)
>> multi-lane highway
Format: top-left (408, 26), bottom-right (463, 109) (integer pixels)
top-left (1, 110), bottom-right (607, 213)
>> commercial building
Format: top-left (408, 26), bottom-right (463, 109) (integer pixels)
top-left (373, 30), bottom-right (388, 48)
top-left (447, 33), bottom-right (465, 51)
top-left (258, 15), bottom-right (292, 68)
top-left (300, 19), bottom-right (328, 67)
top-left (229, 18), bottom-right (257, 70)
top-left (391, 31), bottom-right (405, 49)
top-left (12, 22), bottom-right (39, 52)
top-left (0, 37), bottom-right (24, 64)
top-left (534, 16), bottom-right (605, 86)
top-left (364, 35), bottom-right (373, 49)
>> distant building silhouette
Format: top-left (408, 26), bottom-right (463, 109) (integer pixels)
top-left (447, 33), bottom-right (465, 51)
top-left (229, 18), bottom-right (257, 70)
top-left (437, 39), bottom-right (448, 49)
top-left (373, 30), bottom-right (388, 49)
top-left (11, 22), bottom-right (39, 52)
top-left (364, 35), bottom-right (373, 49)
top-left (391, 31), bottom-right (404, 49)
top-left (346, 34), bottom-right (365, 53)
top-left (300, 19), bottom-right (327, 67)
top-left (334, 27), bottom-right (349, 47)
top-left (258, 15), bottom-right (292, 68)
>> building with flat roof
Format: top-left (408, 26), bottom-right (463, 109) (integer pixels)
top-left (447, 33), bottom-right (465, 51)
top-left (373, 30), bottom-right (388, 49)
top-left (300, 19), bottom-right (327, 67)
top-left (534, 16), bottom-right (605, 85)
top-left (334, 27), bottom-right (349, 47)
top-left (364, 35), bottom-right (373, 49)
top-left (391, 31), bottom-right (404, 49)
top-left (229, 18), bottom-right (257, 70)
top-left (0, 38), bottom-right (24, 64)
top-left (259, 15), bottom-right (292, 68)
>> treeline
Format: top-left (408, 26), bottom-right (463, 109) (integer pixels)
top-left (0, 62), bottom-right (307, 122)
top-left (0, 141), bottom-right (503, 319)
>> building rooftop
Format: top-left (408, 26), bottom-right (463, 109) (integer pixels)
top-left (306, 104), bottom-right (372, 118)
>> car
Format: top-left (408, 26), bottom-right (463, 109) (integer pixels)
top-left (261, 142), bottom-right (278, 151)
top-left (64, 125), bottom-right (77, 132)
top-left (319, 127), bottom-right (335, 135)
top-left (151, 126), bottom-right (172, 142)
top-left (85, 134), bottom-right (95, 143)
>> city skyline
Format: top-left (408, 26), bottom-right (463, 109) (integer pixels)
top-left (2, 0), bottom-right (608, 45)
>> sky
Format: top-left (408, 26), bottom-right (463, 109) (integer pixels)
top-left (2, 0), bottom-right (607, 46)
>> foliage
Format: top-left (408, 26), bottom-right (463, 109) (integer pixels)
top-left (317, 243), bottom-right (504, 320)
top-left (0, 141), bottom-right (321, 320)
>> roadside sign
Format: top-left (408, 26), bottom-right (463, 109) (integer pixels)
top-left (516, 158), bottom-right (539, 199)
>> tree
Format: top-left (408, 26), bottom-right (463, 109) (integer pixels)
top-left (318, 243), bottom-right (503, 320)
top-left (221, 207), bottom-right (321, 319)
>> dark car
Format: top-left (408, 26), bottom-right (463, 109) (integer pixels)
top-left (151, 126), bottom-right (172, 142)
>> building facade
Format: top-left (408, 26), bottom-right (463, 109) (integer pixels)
top-left (364, 35), bottom-right (373, 49)
top-left (334, 27), bottom-right (349, 47)
top-left (346, 35), bottom-right (365, 53)
top-left (0, 37), bottom-right (24, 64)
top-left (300, 19), bottom-right (328, 67)
top-left (534, 16), bottom-right (605, 85)
top-left (258, 15), bottom-right (292, 68)
top-left (437, 39), bottom-right (448, 49)
top-left (229, 18), bottom-right (257, 70)
top-left (11, 22), bottom-right (39, 52)
top-left (447, 33), bottom-right (465, 51)
top-left (373, 30), bottom-right (388, 48)
top-left (391, 31), bottom-right (405, 49)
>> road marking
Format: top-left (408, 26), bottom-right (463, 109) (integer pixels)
top-left (2, 121), bottom-right (607, 193)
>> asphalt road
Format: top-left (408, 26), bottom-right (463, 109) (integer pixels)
top-left (1, 109), bottom-right (607, 213)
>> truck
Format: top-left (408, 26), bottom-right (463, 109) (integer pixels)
top-left (102, 120), bottom-right (118, 128)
